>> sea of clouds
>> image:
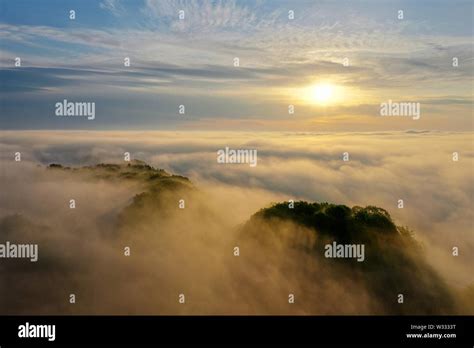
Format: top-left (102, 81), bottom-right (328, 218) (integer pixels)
top-left (0, 130), bottom-right (472, 303)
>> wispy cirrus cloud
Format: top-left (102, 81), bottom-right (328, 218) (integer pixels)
top-left (100, 0), bottom-right (125, 17)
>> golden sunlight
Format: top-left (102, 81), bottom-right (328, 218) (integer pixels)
top-left (304, 83), bottom-right (339, 105)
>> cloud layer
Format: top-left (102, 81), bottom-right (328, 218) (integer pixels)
top-left (1, 130), bottom-right (472, 290)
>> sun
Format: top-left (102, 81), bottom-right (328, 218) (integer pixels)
top-left (286, 81), bottom-right (348, 106)
top-left (308, 83), bottom-right (335, 105)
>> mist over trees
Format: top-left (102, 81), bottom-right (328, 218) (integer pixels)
top-left (0, 161), bottom-right (471, 314)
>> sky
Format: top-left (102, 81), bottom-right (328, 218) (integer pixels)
top-left (0, 0), bottom-right (473, 130)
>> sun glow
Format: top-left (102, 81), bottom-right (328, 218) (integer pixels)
top-left (306, 83), bottom-right (339, 105)
top-left (281, 81), bottom-right (365, 108)
top-left (312, 84), bottom-right (333, 103)
top-left (295, 82), bottom-right (344, 106)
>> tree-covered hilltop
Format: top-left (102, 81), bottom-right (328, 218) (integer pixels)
top-left (254, 201), bottom-right (400, 237)
top-left (48, 160), bottom-right (197, 234)
top-left (47, 160), bottom-right (191, 189)
top-left (240, 201), bottom-right (456, 314)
